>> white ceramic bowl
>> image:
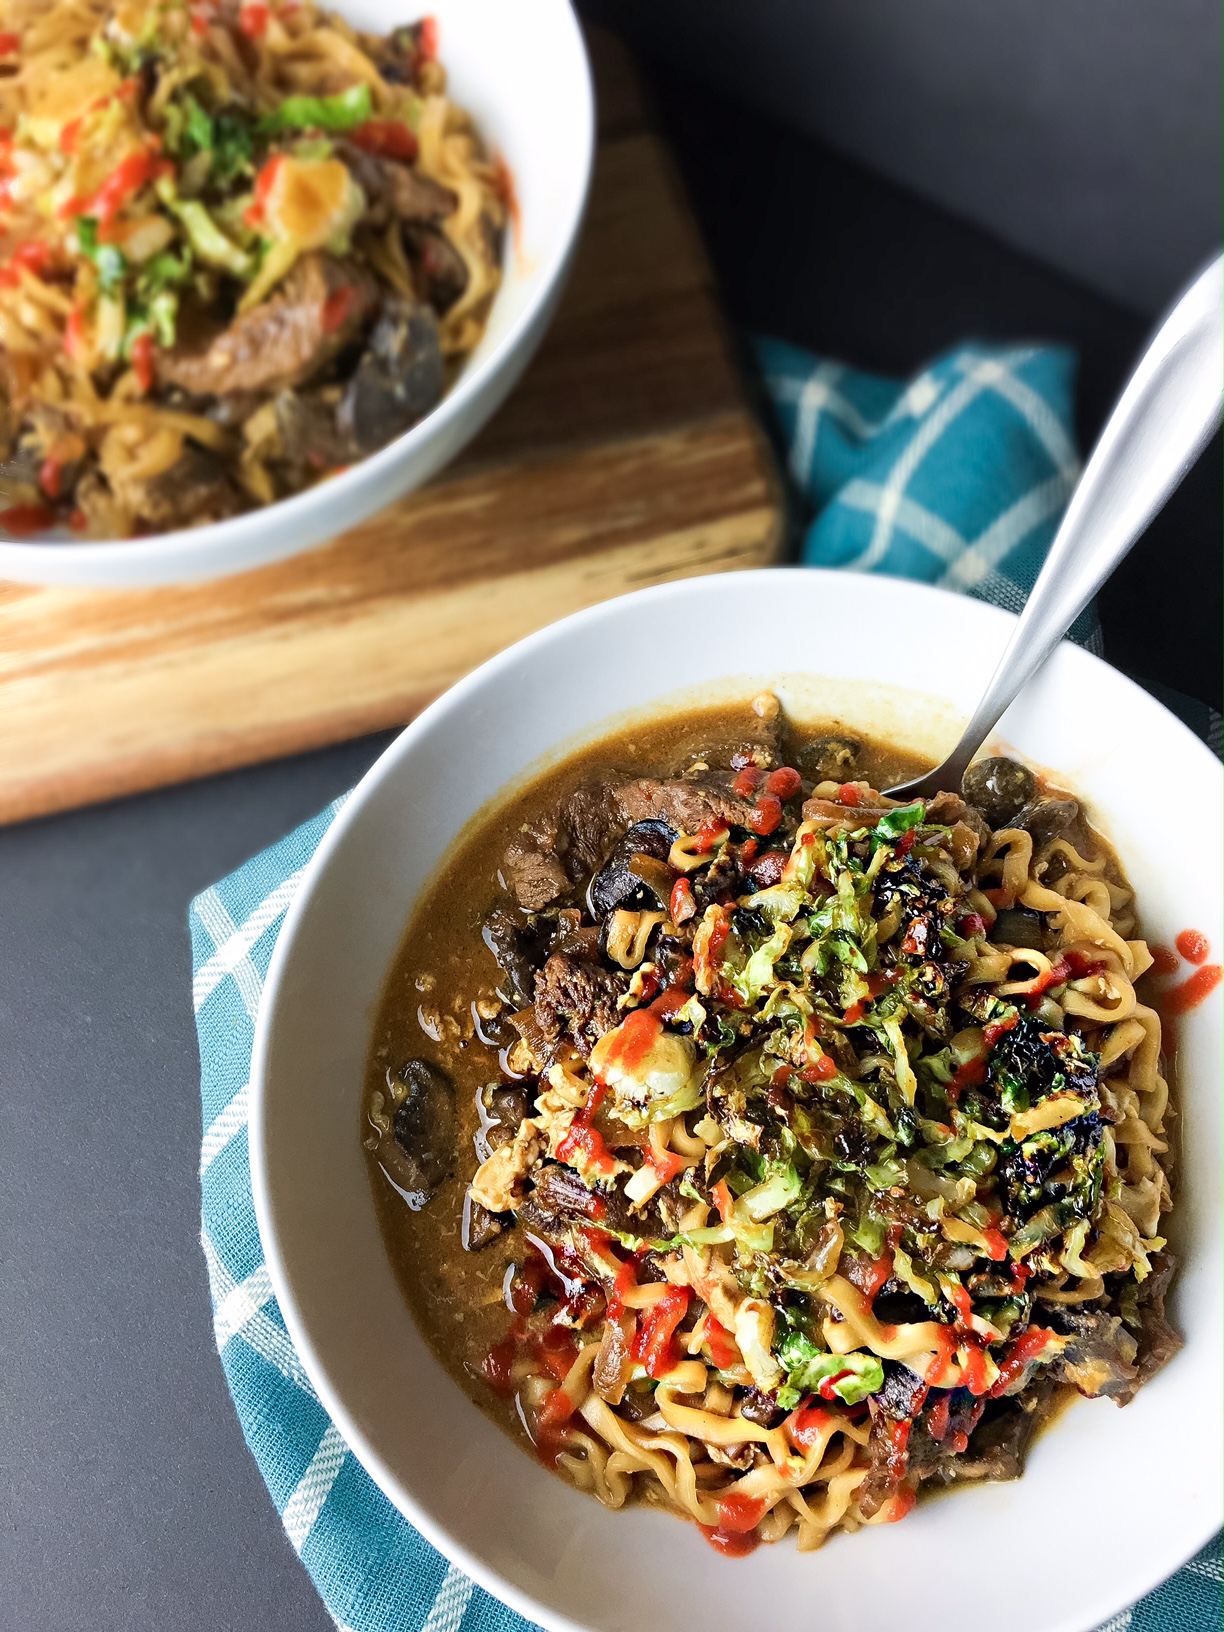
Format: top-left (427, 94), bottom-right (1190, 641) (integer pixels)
top-left (0, 0), bottom-right (592, 588)
top-left (251, 569), bottom-right (1223, 1632)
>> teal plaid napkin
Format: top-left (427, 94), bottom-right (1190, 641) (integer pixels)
top-left (190, 339), bottom-right (1220, 1632)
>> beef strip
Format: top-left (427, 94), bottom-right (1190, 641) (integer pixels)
top-left (482, 907), bottom-right (551, 1007)
top-left (534, 952), bottom-right (627, 1056)
top-left (502, 838), bottom-right (571, 912)
top-left (614, 774), bottom-right (756, 835)
top-left (157, 254), bottom-right (378, 398)
top-left (403, 223), bottom-right (469, 313)
top-left (1043, 1307), bottom-right (1139, 1399)
top-left (108, 443), bottom-right (242, 530)
top-left (1118, 1251), bottom-right (1182, 1404)
top-left (337, 297), bottom-right (444, 453)
top-left (337, 141), bottom-right (457, 226)
top-left (501, 781), bottom-right (625, 911)
top-left (517, 1160), bottom-right (638, 1238)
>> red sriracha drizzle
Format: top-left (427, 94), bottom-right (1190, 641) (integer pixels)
top-left (631, 1284), bottom-right (690, 1379)
top-left (1, 503), bottom-right (53, 533)
top-left (989, 1326), bottom-right (1051, 1396)
top-left (785, 1400), bottom-right (831, 1451)
top-left (555, 1080), bottom-right (617, 1179)
top-left (238, 3), bottom-right (269, 38)
top-left (1165, 964), bottom-right (1222, 1015)
top-left (748, 794), bottom-right (783, 837)
top-left (703, 1313), bottom-right (739, 1370)
top-left (1176, 929), bottom-right (1210, 964)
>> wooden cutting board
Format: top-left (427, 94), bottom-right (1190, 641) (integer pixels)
top-left (0, 27), bottom-right (783, 827)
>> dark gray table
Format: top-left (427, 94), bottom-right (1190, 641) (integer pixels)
top-left (2, 736), bottom-right (392, 1632)
top-left (3, 54), bottom-right (1220, 1632)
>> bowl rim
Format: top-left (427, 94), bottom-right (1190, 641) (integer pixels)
top-left (0, 0), bottom-right (594, 587)
top-left (250, 567), bottom-right (1224, 1632)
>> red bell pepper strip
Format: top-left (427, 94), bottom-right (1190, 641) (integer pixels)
top-left (349, 119), bottom-right (419, 162)
top-left (129, 331), bottom-right (155, 393)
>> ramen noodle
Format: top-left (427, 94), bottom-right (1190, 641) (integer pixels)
top-left (365, 703), bottom-right (1180, 1555)
top-left (0, 0), bottom-right (504, 537)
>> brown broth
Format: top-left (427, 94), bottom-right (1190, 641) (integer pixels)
top-left (363, 704), bottom-right (932, 1444)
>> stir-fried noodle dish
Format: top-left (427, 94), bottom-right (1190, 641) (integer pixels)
top-left (0, 1), bottom-right (504, 537)
top-left (365, 701), bottom-right (1180, 1556)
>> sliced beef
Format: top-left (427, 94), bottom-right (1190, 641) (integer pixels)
top-left (1119, 1251), bottom-right (1182, 1404)
top-left (157, 253), bottom-right (378, 398)
top-left (110, 443), bottom-right (242, 530)
top-left (1043, 1307), bottom-right (1139, 1399)
top-left (339, 141), bottom-right (457, 225)
top-left (483, 906), bottom-right (550, 1006)
top-left (501, 781), bottom-right (625, 910)
top-left (503, 839), bottom-right (570, 912)
top-left (517, 1160), bottom-right (637, 1238)
top-left (338, 298), bottom-right (444, 453)
top-left (404, 223), bottom-right (469, 313)
top-left (857, 1410), bottom-right (914, 1518)
top-left (462, 1191), bottom-right (505, 1250)
top-left (534, 952), bottom-right (626, 1056)
top-left (614, 774), bottom-right (756, 836)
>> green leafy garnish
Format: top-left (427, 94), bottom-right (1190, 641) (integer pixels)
top-left (775, 1332), bottom-right (884, 1407)
top-left (76, 217), bottom-right (127, 291)
top-left (260, 82), bottom-right (372, 135)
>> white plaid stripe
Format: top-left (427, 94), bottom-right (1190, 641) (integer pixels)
top-left (979, 358), bottom-right (1080, 477)
top-left (421, 1566), bottom-right (475, 1632)
top-left (842, 357), bottom-right (1012, 572)
top-left (838, 480), bottom-right (968, 564)
top-left (213, 1261), bottom-right (275, 1348)
top-left (786, 360), bottom-right (846, 484)
top-left (192, 868), bottom-right (307, 1014)
top-left (1187, 1553), bottom-right (1224, 1582)
top-left (939, 470), bottom-right (1078, 592)
top-left (200, 1078), bottom-right (251, 1176)
top-left (1093, 1611), bottom-right (1133, 1632)
top-left (765, 364), bottom-right (883, 440)
top-left (201, 1230), bottom-right (318, 1396)
top-left (328, 1565), bottom-right (474, 1632)
top-left (283, 1423), bottom-right (347, 1552)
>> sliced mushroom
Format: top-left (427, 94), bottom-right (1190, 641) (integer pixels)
top-left (962, 757), bottom-right (1037, 828)
top-left (337, 297), bottom-right (444, 455)
top-left (385, 1058), bottom-right (455, 1207)
top-left (588, 819), bottom-right (676, 918)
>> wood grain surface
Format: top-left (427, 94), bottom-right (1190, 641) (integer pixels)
top-left (0, 27), bottom-right (783, 826)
